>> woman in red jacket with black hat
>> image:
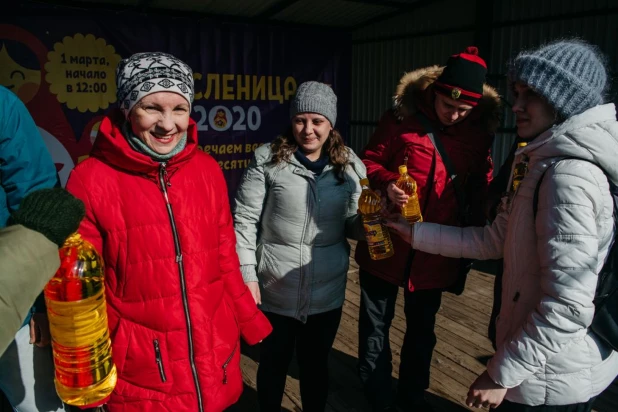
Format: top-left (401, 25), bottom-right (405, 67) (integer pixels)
top-left (66, 52), bottom-right (272, 412)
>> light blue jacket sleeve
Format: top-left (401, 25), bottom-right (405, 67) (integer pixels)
top-left (233, 145), bottom-right (270, 282)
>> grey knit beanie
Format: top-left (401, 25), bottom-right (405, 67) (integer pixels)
top-left (509, 39), bottom-right (607, 119)
top-left (290, 81), bottom-right (337, 127)
top-left (116, 52), bottom-right (194, 118)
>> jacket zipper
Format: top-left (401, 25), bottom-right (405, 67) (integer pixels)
top-left (295, 174), bottom-right (314, 322)
top-left (158, 163), bottom-right (204, 412)
top-left (221, 341), bottom-right (238, 384)
top-left (153, 339), bottom-right (167, 383)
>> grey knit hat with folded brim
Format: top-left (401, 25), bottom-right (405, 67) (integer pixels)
top-left (509, 39), bottom-right (608, 119)
top-left (290, 81), bottom-right (337, 127)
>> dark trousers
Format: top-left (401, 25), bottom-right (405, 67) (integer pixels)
top-left (358, 270), bottom-right (442, 410)
top-left (257, 307), bottom-right (342, 412)
top-left (492, 399), bottom-right (595, 412)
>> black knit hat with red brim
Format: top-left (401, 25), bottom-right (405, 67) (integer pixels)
top-left (434, 46), bottom-right (487, 106)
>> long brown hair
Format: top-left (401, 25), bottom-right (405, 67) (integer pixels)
top-left (271, 126), bottom-right (350, 184)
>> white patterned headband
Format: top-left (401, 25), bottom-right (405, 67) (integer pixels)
top-left (116, 52), bottom-right (194, 118)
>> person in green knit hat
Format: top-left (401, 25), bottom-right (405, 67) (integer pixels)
top-left (0, 188), bottom-right (85, 356)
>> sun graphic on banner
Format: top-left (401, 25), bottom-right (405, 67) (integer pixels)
top-left (45, 33), bottom-right (121, 113)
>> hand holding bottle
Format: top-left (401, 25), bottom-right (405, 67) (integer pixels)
top-left (395, 165), bottom-right (423, 223)
top-left (9, 188), bottom-right (86, 348)
top-left (384, 213), bottom-right (414, 245)
top-left (387, 181), bottom-right (409, 207)
top-left (9, 188), bottom-right (85, 247)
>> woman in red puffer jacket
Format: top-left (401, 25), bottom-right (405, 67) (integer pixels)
top-left (66, 52), bottom-right (271, 412)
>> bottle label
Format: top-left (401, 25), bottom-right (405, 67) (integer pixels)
top-left (363, 217), bottom-right (385, 245)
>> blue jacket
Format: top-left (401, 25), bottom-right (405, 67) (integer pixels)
top-left (0, 85), bottom-right (58, 321)
top-left (0, 85), bottom-right (58, 228)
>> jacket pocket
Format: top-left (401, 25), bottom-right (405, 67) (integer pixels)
top-left (110, 319), bottom-right (174, 400)
top-left (221, 341), bottom-right (238, 385)
top-left (257, 243), bottom-right (279, 276)
top-left (257, 243), bottom-right (284, 291)
top-left (153, 339), bottom-right (167, 383)
top-left (213, 299), bottom-right (241, 387)
top-left (313, 242), bottom-right (349, 284)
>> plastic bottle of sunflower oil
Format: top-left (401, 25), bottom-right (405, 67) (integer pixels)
top-left (358, 178), bottom-right (395, 260)
top-left (395, 165), bottom-right (423, 224)
top-left (45, 233), bottom-right (117, 407)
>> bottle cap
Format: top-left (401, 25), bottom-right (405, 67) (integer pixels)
top-left (399, 165), bottom-right (408, 174)
top-left (360, 178), bottom-right (369, 186)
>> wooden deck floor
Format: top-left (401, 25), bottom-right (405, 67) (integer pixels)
top-left (230, 243), bottom-right (618, 412)
top-left (3, 246), bottom-right (614, 411)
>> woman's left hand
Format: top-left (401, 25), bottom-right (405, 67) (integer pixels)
top-left (466, 370), bottom-right (507, 409)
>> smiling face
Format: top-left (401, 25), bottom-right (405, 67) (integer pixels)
top-left (291, 113), bottom-right (333, 161)
top-left (434, 92), bottom-right (474, 126)
top-left (511, 82), bottom-right (556, 139)
top-left (0, 45), bottom-right (41, 104)
top-left (128, 92), bottom-right (190, 155)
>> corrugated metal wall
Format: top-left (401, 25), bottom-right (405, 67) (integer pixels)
top-left (350, 0), bottom-right (618, 173)
top-left (350, 0), bottom-right (476, 154)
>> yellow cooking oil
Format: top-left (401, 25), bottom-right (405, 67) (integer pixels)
top-left (395, 165), bottom-right (423, 224)
top-left (358, 178), bottom-right (395, 260)
top-left (45, 233), bottom-right (117, 407)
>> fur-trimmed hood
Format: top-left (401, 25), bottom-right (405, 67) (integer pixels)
top-left (393, 65), bottom-right (502, 133)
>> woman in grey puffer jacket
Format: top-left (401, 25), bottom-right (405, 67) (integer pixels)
top-left (387, 40), bottom-right (618, 411)
top-left (233, 81), bottom-right (365, 412)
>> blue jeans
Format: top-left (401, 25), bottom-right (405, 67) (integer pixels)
top-left (0, 325), bottom-right (65, 412)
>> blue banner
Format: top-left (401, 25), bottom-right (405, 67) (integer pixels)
top-left (1, 11), bottom-right (351, 198)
